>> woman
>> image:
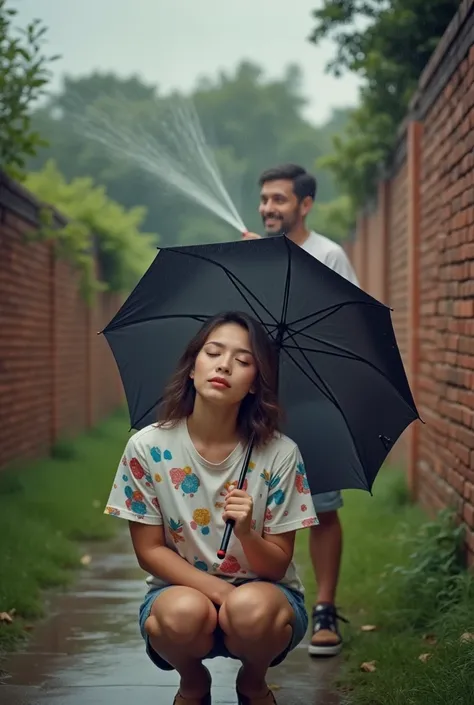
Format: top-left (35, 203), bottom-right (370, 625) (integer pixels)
top-left (105, 311), bottom-right (317, 705)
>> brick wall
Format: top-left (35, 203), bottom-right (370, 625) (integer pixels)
top-left (0, 172), bottom-right (124, 470)
top-left (348, 0), bottom-right (474, 564)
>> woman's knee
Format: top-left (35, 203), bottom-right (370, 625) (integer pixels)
top-left (145, 587), bottom-right (217, 644)
top-left (219, 584), bottom-right (292, 640)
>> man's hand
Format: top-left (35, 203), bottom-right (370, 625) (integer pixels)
top-left (242, 231), bottom-right (262, 240)
top-left (223, 488), bottom-right (253, 539)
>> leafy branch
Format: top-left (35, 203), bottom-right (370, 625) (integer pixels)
top-left (0, 0), bottom-right (59, 177)
top-left (309, 0), bottom-right (460, 217)
top-left (24, 161), bottom-right (158, 303)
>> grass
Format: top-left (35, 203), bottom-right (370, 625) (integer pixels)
top-left (295, 468), bottom-right (474, 705)
top-left (0, 408), bottom-right (131, 652)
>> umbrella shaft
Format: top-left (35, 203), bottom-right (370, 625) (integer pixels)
top-left (217, 434), bottom-right (255, 559)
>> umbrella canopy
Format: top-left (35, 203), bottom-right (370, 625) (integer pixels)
top-left (103, 236), bottom-right (419, 496)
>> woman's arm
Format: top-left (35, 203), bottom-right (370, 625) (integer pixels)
top-left (223, 488), bottom-right (295, 581)
top-left (129, 522), bottom-right (235, 605)
top-left (223, 444), bottom-right (318, 582)
top-left (239, 530), bottom-right (295, 581)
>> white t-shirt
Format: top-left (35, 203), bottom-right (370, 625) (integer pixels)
top-left (104, 420), bottom-right (318, 593)
top-left (302, 231), bottom-right (359, 285)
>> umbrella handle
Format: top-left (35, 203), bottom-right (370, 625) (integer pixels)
top-left (217, 435), bottom-right (255, 560)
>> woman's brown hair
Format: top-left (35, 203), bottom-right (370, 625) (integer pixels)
top-left (156, 311), bottom-right (282, 446)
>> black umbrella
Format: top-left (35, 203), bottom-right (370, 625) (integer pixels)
top-left (103, 236), bottom-right (419, 556)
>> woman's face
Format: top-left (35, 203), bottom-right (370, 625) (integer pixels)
top-left (191, 323), bottom-right (257, 407)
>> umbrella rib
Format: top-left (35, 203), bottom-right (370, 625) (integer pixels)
top-left (132, 397), bottom-right (164, 430)
top-left (289, 301), bottom-right (387, 333)
top-left (165, 248), bottom-right (280, 326)
top-left (222, 270), bottom-right (278, 335)
top-left (103, 313), bottom-right (212, 333)
top-left (282, 323), bottom-right (372, 465)
top-left (279, 238), bottom-right (292, 337)
top-left (285, 334), bottom-right (419, 417)
top-left (280, 345), bottom-right (341, 410)
top-left (281, 344), bottom-right (369, 487)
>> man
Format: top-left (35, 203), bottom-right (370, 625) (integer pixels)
top-left (243, 163), bottom-right (358, 657)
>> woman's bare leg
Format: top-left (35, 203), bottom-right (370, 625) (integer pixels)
top-left (144, 586), bottom-right (217, 699)
top-left (219, 582), bottom-right (294, 698)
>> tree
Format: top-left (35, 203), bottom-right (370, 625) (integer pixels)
top-left (24, 160), bottom-right (157, 300)
top-left (309, 0), bottom-right (460, 210)
top-left (28, 66), bottom-right (350, 246)
top-left (0, 0), bottom-right (58, 176)
top-left (309, 195), bottom-right (355, 243)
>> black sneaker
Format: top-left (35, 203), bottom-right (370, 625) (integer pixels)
top-left (308, 603), bottom-right (348, 656)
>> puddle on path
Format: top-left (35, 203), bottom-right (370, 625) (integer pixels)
top-left (1, 533), bottom-right (345, 704)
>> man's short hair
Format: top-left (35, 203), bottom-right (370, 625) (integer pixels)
top-left (258, 164), bottom-right (317, 201)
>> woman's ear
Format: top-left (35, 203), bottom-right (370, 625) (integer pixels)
top-left (189, 367), bottom-right (195, 380)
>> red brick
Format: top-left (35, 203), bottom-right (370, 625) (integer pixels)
top-left (349, 4), bottom-right (474, 561)
top-left (0, 198), bottom-right (123, 470)
top-left (465, 482), bottom-right (474, 502)
top-left (463, 502), bottom-right (474, 529)
top-left (467, 528), bottom-right (474, 555)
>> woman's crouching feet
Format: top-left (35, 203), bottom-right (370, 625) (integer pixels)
top-left (235, 666), bottom-right (277, 705)
top-left (173, 664), bottom-right (212, 704)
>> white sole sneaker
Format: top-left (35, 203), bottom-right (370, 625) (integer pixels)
top-left (308, 641), bottom-right (343, 657)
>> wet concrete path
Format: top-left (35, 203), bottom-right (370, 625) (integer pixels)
top-left (0, 533), bottom-right (345, 704)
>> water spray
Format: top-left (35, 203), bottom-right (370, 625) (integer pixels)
top-left (73, 96), bottom-right (247, 235)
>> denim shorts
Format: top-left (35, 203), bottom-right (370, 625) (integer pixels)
top-left (311, 490), bottom-right (343, 513)
top-left (139, 580), bottom-right (308, 671)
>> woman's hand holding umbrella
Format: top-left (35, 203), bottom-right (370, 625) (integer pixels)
top-left (223, 488), bottom-right (254, 539)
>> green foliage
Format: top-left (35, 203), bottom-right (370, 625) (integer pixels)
top-left (379, 508), bottom-right (469, 629)
top-left (0, 0), bottom-right (59, 177)
top-left (24, 161), bottom-right (157, 301)
top-left (51, 438), bottom-right (77, 461)
top-left (0, 410), bottom-right (129, 651)
top-left (27, 67), bottom-right (351, 246)
top-left (309, 0), bottom-right (460, 209)
top-left (309, 194), bottom-right (355, 242)
top-left (296, 470), bottom-right (474, 704)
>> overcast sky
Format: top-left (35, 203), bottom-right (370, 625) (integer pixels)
top-left (13, 0), bottom-right (361, 126)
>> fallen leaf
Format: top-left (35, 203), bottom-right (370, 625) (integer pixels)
top-left (460, 632), bottom-right (474, 643)
top-left (422, 634), bottom-right (437, 645)
top-left (418, 653), bottom-right (431, 663)
top-left (361, 624), bottom-right (377, 632)
top-left (80, 554), bottom-right (92, 566)
top-left (268, 684), bottom-right (281, 691)
top-left (360, 661), bottom-right (377, 673)
top-left (24, 624), bottom-right (34, 632)
top-left (0, 612), bottom-right (13, 624)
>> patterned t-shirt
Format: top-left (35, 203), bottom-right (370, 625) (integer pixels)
top-left (104, 419), bottom-right (318, 593)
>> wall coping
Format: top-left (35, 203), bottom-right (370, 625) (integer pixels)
top-left (0, 170), bottom-right (68, 228)
top-left (409, 0), bottom-right (474, 119)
